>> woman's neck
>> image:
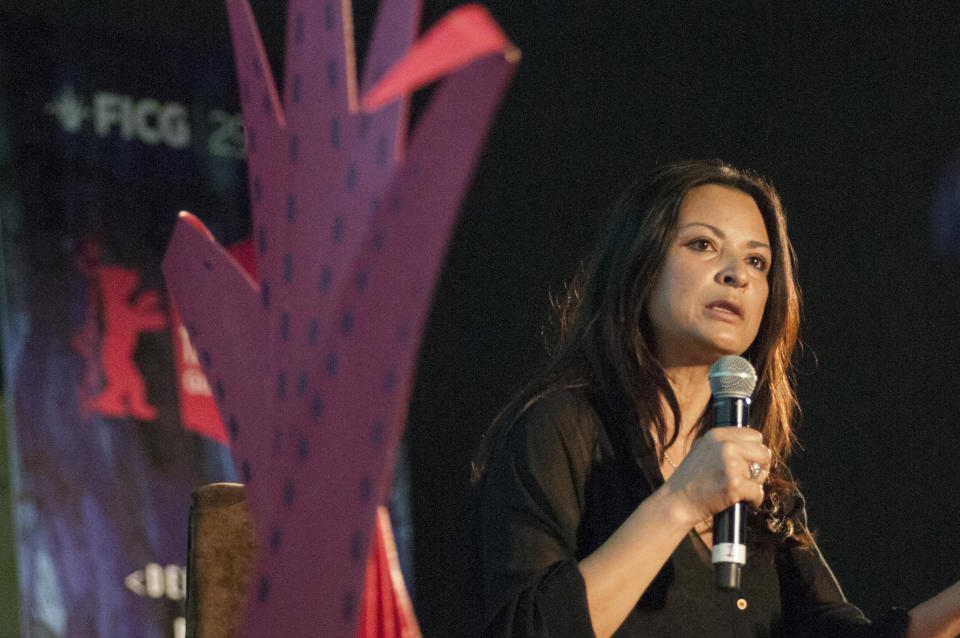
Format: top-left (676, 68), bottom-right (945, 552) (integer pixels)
top-left (659, 363), bottom-right (713, 451)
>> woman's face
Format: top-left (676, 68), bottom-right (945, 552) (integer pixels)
top-left (647, 183), bottom-right (771, 367)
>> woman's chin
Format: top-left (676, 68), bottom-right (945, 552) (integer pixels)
top-left (655, 332), bottom-right (753, 367)
top-left (699, 340), bottom-right (750, 364)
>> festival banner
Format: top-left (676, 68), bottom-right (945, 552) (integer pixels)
top-left (0, 11), bottom-right (247, 637)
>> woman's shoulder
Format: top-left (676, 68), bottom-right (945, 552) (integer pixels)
top-left (479, 385), bottom-right (607, 519)
top-left (518, 385), bottom-right (599, 424)
top-left (501, 385), bottom-right (606, 467)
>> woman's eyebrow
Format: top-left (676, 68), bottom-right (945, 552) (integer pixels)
top-left (679, 221), bottom-right (724, 236)
top-left (678, 222), bottom-right (770, 249)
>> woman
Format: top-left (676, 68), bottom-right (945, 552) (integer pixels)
top-left (472, 160), bottom-right (960, 637)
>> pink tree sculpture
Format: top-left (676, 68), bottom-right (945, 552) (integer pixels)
top-left (162, 0), bottom-right (517, 635)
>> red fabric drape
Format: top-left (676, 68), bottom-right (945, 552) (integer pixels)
top-left (358, 507), bottom-right (421, 638)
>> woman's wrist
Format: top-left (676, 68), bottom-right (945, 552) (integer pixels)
top-left (653, 480), bottom-right (702, 532)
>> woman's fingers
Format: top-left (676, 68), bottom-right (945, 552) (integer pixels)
top-left (707, 428), bottom-right (771, 507)
top-left (718, 467), bottom-right (764, 508)
top-left (711, 427), bottom-right (771, 479)
top-left (669, 427), bottom-right (772, 523)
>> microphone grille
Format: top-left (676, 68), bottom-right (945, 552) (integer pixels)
top-left (708, 355), bottom-right (757, 398)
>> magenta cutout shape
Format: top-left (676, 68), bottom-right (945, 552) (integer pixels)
top-left (162, 1), bottom-right (517, 635)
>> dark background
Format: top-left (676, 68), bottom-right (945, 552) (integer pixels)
top-left (4, 2), bottom-right (960, 636)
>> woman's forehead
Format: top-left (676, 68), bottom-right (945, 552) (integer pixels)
top-left (675, 184), bottom-right (769, 242)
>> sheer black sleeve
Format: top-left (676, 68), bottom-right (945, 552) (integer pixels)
top-left (475, 390), bottom-right (600, 638)
top-left (777, 494), bottom-right (910, 638)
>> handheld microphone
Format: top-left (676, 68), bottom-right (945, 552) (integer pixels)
top-left (708, 355), bottom-right (758, 592)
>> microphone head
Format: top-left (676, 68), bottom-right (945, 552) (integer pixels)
top-left (708, 355), bottom-right (757, 398)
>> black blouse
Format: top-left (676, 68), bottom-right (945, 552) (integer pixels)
top-left (474, 387), bottom-right (909, 637)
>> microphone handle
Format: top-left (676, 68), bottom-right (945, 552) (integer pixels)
top-left (712, 396), bottom-right (750, 591)
top-left (713, 503), bottom-right (745, 590)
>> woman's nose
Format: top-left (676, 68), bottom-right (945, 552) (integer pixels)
top-left (717, 260), bottom-right (748, 287)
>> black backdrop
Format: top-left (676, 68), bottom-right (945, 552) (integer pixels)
top-left (5, 2), bottom-right (960, 636)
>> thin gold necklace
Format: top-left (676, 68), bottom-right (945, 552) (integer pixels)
top-left (663, 450), bottom-right (681, 469)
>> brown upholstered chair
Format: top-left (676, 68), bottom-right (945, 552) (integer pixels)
top-left (185, 483), bottom-right (421, 638)
top-left (185, 483), bottom-right (255, 638)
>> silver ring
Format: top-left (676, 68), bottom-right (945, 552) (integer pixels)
top-left (749, 461), bottom-right (763, 480)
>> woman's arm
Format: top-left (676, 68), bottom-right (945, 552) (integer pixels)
top-left (477, 393), bottom-right (769, 638)
top-left (776, 494), bottom-right (958, 638)
top-left (577, 481), bottom-right (694, 637)
top-left (580, 426), bottom-right (771, 638)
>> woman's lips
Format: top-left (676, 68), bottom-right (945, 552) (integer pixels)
top-left (706, 299), bottom-right (743, 318)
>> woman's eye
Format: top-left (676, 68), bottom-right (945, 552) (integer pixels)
top-left (748, 255), bottom-right (768, 271)
top-left (687, 238), bottom-right (713, 251)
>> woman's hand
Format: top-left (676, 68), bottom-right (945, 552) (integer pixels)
top-left (663, 426), bottom-right (771, 528)
top-left (907, 580), bottom-right (960, 638)
top-left (579, 426), bottom-right (770, 638)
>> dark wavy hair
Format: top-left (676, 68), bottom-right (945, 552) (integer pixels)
top-left (475, 159), bottom-right (809, 547)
